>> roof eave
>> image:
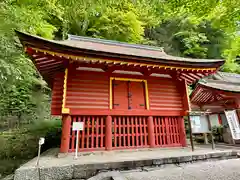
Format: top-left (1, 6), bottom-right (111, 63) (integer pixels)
top-left (15, 30), bottom-right (225, 68)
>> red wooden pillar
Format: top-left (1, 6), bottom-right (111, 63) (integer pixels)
top-left (60, 115), bottom-right (71, 153)
top-left (180, 117), bottom-right (187, 147)
top-left (147, 116), bottom-right (155, 148)
top-left (237, 110), bottom-right (240, 123)
top-left (105, 115), bottom-right (112, 150)
top-left (235, 99), bottom-right (240, 122)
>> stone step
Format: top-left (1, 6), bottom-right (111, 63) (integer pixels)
top-left (14, 150), bottom-right (240, 180)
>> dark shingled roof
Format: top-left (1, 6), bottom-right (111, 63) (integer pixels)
top-left (199, 72), bottom-right (240, 92)
top-left (15, 31), bottom-right (225, 67)
top-left (66, 34), bottom-right (223, 63)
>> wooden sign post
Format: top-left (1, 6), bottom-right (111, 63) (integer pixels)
top-left (36, 137), bottom-right (45, 166)
top-left (72, 122), bottom-right (84, 159)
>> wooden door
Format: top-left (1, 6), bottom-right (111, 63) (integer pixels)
top-left (129, 81), bottom-right (146, 110)
top-left (112, 80), bottom-right (146, 110)
top-left (113, 80), bottom-right (128, 110)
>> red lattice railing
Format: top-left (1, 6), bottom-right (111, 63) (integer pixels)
top-left (112, 116), bottom-right (149, 149)
top-left (69, 116), bottom-right (106, 152)
top-left (68, 115), bottom-right (184, 152)
top-left (153, 116), bottom-right (182, 147)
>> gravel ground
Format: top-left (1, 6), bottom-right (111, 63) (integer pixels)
top-left (123, 159), bottom-right (240, 180)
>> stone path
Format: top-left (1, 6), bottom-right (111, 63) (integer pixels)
top-left (123, 158), bottom-right (240, 180)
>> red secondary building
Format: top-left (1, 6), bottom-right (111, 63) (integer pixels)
top-left (16, 31), bottom-right (224, 153)
top-left (191, 72), bottom-right (240, 122)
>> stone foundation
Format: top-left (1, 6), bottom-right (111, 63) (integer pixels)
top-left (14, 150), bottom-right (239, 180)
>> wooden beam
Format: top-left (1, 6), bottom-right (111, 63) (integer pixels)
top-left (181, 73), bottom-right (196, 82)
top-left (179, 76), bottom-right (192, 85)
top-left (206, 114), bottom-right (215, 150)
top-left (202, 98), bottom-right (235, 107)
top-left (37, 59), bottom-right (58, 66)
top-left (187, 116), bottom-right (194, 151)
top-left (188, 72), bottom-right (203, 80)
top-left (182, 79), bottom-right (191, 112)
top-left (38, 61), bottom-right (63, 69)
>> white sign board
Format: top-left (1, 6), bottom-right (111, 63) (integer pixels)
top-left (190, 116), bottom-right (201, 133)
top-left (72, 122), bottom-right (84, 131)
top-left (190, 115), bottom-right (212, 133)
top-left (39, 137), bottom-right (45, 145)
top-left (224, 110), bottom-right (240, 140)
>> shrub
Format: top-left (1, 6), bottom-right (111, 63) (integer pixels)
top-left (0, 119), bottom-right (61, 176)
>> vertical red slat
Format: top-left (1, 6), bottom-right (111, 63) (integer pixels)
top-left (172, 117), bottom-right (175, 144)
top-left (153, 117), bottom-right (157, 146)
top-left (96, 117), bottom-right (99, 148)
top-left (71, 116), bottom-right (76, 150)
top-left (143, 117), bottom-right (147, 146)
top-left (161, 117), bottom-right (164, 146)
top-left (169, 117), bottom-right (173, 145)
top-left (115, 117), bottom-right (118, 148)
top-left (123, 116), bottom-right (126, 147)
top-left (81, 116), bottom-right (85, 149)
top-left (78, 117), bottom-right (82, 150)
top-left (157, 117), bottom-right (159, 146)
top-left (127, 116), bottom-right (130, 147)
top-left (169, 117), bottom-right (173, 144)
top-left (165, 117), bottom-right (170, 145)
top-left (171, 117), bottom-right (174, 144)
top-left (179, 117), bottom-right (183, 144)
top-left (139, 117), bottom-right (143, 146)
top-left (91, 117), bottom-right (95, 148)
top-left (86, 117), bottom-right (90, 149)
top-left (136, 117), bottom-right (139, 147)
top-left (131, 117), bottom-right (135, 147)
top-left (179, 116), bottom-right (182, 146)
top-left (176, 117), bottom-right (180, 144)
top-left (168, 117), bottom-right (171, 144)
top-left (114, 117), bottom-right (117, 148)
top-left (162, 117), bottom-right (166, 145)
top-left (172, 117), bottom-right (176, 144)
top-left (118, 117), bottom-right (121, 148)
top-left (158, 117), bottom-right (161, 146)
top-left (100, 117), bottom-right (104, 148)
top-left (155, 117), bottom-right (158, 146)
top-left (174, 117), bottom-right (178, 144)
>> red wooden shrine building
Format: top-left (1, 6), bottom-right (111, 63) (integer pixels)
top-left (191, 72), bottom-right (240, 120)
top-left (16, 31), bottom-right (224, 153)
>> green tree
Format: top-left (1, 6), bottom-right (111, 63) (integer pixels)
top-left (145, 17), bottom-right (226, 59)
top-left (222, 35), bottom-right (240, 73)
top-left (0, 0), bottom-right (62, 125)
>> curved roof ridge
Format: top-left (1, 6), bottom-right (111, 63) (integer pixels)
top-left (218, 71), bottom-right (240, 78)
top-left (200, 78), bottom-right (240, 85)
top-left (68, 34), bottom-right (165, 52)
